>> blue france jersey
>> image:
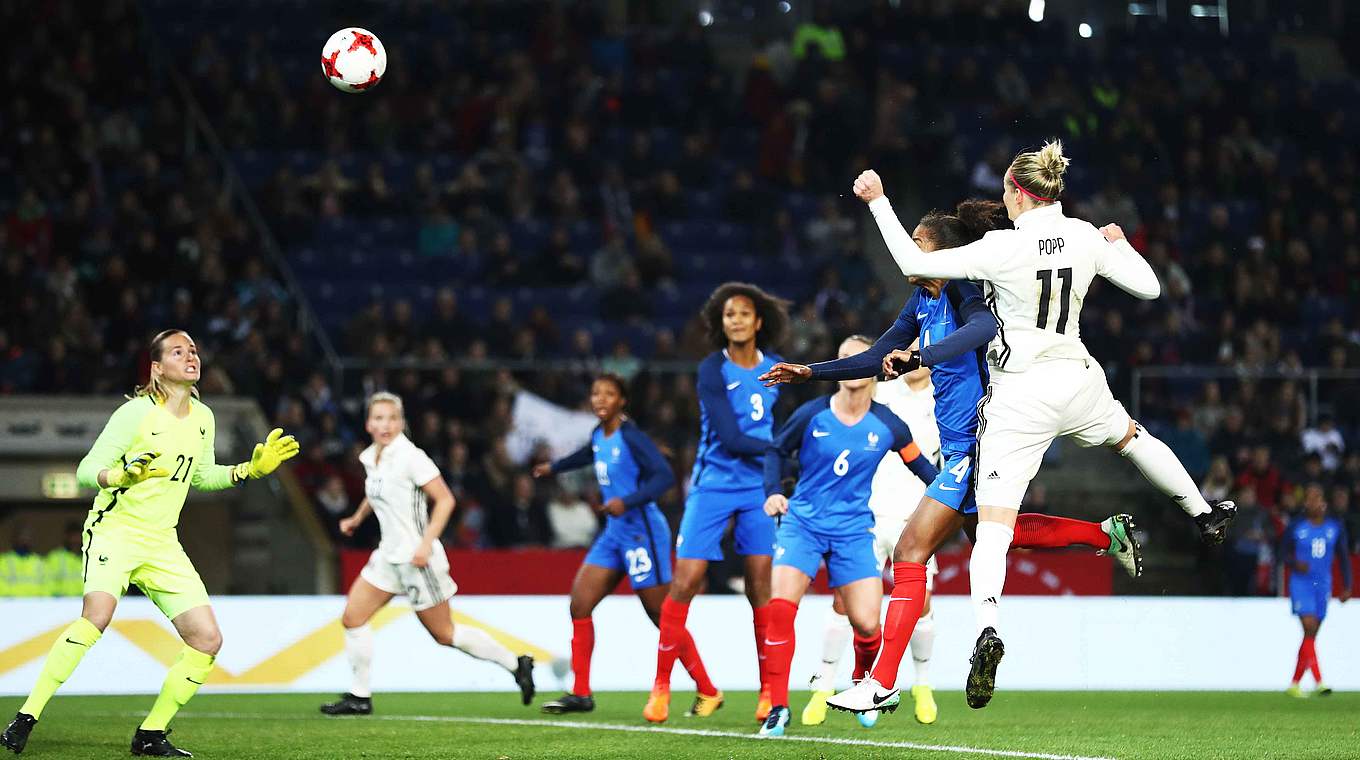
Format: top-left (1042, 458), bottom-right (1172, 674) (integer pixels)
top-left (1289, 517), bottom-right (1346, 583)
top-left (551, 419), bottom-right (675, 527)
top-left (899, 284), bottom-right (989, 449)
top-left (690, 350), bottom-right (781, 491)
top-left (592, 427), bottom-right (646, 512)
top-left (769, 397), bottom-right (916, 535)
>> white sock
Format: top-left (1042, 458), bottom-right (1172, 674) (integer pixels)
top-left (451, 624), bottom-right (519, 672)
top-left (1119, 425), bottom-right (1212, 517)
top-left (344, 625), bottom-right (373, 698)
top-left (910, 610), bottom-right (935, 687)
top-left (970, 522), bottom-right (1014, 635)
top-left (814, 612), bottom-right (852, 688)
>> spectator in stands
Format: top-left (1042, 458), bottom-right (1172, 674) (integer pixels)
top-left (546, 485), bottom-right (598, 549)
top-left (1301, 415), bottom-right (1345, 472)
top-left (44, 523), bottom-right (84, 597)
top-left (1237, 446), bottom-right (1283, 510)
top-left (1224, 487), bottom-right (1272, 596)
top-left (1200, 456), bottom-right (1235, 505)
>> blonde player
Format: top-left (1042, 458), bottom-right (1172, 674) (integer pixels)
top-left (800, 359), bottom-right (942, 726)
top-left (1, 329), bottom-right (300, 757)
top-left (844, 142), bottom-right (1236, 710)
top-left (319, 392), bottom-right (534, 716)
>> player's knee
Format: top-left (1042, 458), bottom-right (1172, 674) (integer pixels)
top-left (893, 533), bottom-right (931, 565)
top-left (433, 623), bottom-right (455, 647)
top-left (190, 627), bottom-right (223, 656)
top-left (849, 617), bottom-right (880, 640)
top-left (568, 598), bottom-right (593, 620)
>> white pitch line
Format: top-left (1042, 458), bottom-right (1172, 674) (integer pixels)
top-left (89, 710), bottom-right (1115, 760)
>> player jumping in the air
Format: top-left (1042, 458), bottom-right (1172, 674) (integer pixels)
top-left (533, 374), bottom-right (721, 715)
top-left (319, 392), bottom-right (534, 716)
top-left (1, 329), bottom-right (300, 757)
top-left (843, 142), bottom-right (1236, 710)
top-left (757, 335), bottom-right (940, 737)
top-left (763, 199), bottom-right (1140, 722)
top-left (648, 282), bottom-right (790, 723)
top-left (1281, 483), bottom-right (1351, 698)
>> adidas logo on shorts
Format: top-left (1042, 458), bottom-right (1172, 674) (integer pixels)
top-left (987, 470), bottom-right (999, 479)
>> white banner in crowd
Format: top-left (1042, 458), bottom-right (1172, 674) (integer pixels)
top-left (505, 389), bottom-right (597, 465)
top-left (0, 595), bottom-right (1355, 695)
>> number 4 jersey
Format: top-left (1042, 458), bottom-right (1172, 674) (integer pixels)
top-left (76, 396), bottom-right (236, 536)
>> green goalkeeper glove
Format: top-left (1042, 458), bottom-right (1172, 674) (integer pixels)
top-left (232, 428), bottom-right (300, 482)
top-left (106, 451), bottom-right (170, 489)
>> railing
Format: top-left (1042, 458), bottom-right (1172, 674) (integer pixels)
top-left (1130, 366), bottom-right (1360, 425)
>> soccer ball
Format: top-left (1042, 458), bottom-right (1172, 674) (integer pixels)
top-left (321, 28), bottom-right (387, 93)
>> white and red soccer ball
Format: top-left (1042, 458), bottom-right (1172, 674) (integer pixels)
top-left (321, 28), bottom-right (387, 93)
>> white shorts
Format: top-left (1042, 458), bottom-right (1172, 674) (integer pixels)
top-left (975, 358), bottom-right (1130, 509)
top-left (871, 513), bottom-right (938, 592)
top-left (359, 549), bottom-right (458, 612)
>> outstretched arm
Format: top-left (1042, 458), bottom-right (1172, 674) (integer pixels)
top-left (1095, 225), bottom-right (1161, 300)
top-left (854, 171), bottom-right (998, 281)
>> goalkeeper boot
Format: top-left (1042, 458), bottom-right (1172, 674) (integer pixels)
top-left (320, 693), bottom-right (373, 715)
top-left (514, 655), bottom-right (536, 706)
top-left (966, 627), bottom-right (1005, 709)
top-left (1195, 501), bottom-right (1237, 545)
top-left (541, 693), bottom-right (595, 714)
top-left (1100, 514), bottom-right (1143, 578)
top-left (685, 690), bottom-right (724, 718)
top-left (758, 705), bottom-right (790, 737)
top-left (800, 677), bottom-right (834, 726)
top-left (130, 728), bottom-right (191, 757)
top-left (1, 712), bottom-right (35, 754)
top-left (826, 677), bottom-right (899, 714)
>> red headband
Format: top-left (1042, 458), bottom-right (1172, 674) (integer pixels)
top-left (1007, 171), bottom-right (1055, 203)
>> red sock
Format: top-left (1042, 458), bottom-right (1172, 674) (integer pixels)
top-left (570, 617), bottom-right (594, 696)
top-left (1292, 637), bottom-right (1310, 683)
top-left (852, 630), bottom-right (882, 682)
top-left (679, 629), bottom-right (718, 696)
top-left (1304, 637), bottom-right (1322, 683)
top-left (1013, 513), bottom-right (1110, 550)
top-left (752, 604), bottom-right (771, 690)
top-left (764, 598), bottom-right (797, 707)
top-left (870, 562), bottom-right (927, 689)
top-left (654, 597), bottom-right (689, 688)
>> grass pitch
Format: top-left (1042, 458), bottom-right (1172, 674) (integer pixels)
top-left (3, 690), bottom-right (1354, 759)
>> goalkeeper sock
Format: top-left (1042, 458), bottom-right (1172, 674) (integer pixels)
top-left (815, 612), bottom-right (852, 687)
top-left (20, 618), bottom-right (102, 719)
top-left (140, 646), bottom-right (215, 731)
top-left (1014, 513), bottom-right (1110, 549)
top-left (344, 624), bottom-right (374, 699)
top-left (970, 522), bottom-right (1013, 635)
top-left (1118, 426), bottom-right (1212, 517)
top-left (451, 625), bottom-right (519, 672)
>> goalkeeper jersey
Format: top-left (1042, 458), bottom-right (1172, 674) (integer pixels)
top-left (76, 396), bottom-right (237, 535)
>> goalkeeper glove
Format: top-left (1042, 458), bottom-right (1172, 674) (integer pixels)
top-left (106, 451), bottom-right (169, 489)
top-left (232, 428), bottom-right (301, 482)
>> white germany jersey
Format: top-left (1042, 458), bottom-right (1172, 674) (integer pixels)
top-left (868, 376), bottom-right (940, 521)
top-left (868, 198), bottom-right (1161, 373)
top-left (360, 433), bottom-right (443, 563)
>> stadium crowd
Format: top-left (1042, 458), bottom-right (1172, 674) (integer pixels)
top-left (3, 0), bottom-right (1358, 593)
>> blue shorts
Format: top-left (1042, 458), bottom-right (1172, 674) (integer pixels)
top-left (1291, 579), bottom-right (1331, 620)
top-left (774, 520), bottom-right (879, 588)
top-left (925, 444), bottom-right (978, 515)
top-left (584, 505), bottom-right (673, 590)
top-left (676, 486), bottom-right (775, 560)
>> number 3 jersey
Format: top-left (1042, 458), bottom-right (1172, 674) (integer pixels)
top-left (690, 350), bottom-right (781, 492)
top-left (359, 433), bottom-right (443, 564)
top-left (765, 396), bottom-right (924, 535)
top-left (76, 396), bottom-right (236, 536)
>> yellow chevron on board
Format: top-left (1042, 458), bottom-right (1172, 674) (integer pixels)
top-left (0, 624), bottom-right (70, 676)
top-left (0, 606), bottom-right (560, 684)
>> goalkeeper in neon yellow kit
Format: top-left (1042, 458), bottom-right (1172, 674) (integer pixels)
top-left (2, 329), bottom-right (300, 757)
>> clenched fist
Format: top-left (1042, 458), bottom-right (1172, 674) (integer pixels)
top-left (853, 170), bottom-right (884, 203)
top-left (1100, 223), bottom-right (1126, 242)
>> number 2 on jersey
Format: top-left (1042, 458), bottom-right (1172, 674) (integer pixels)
top-left (1035, 267), bottom-right (1073, 334)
